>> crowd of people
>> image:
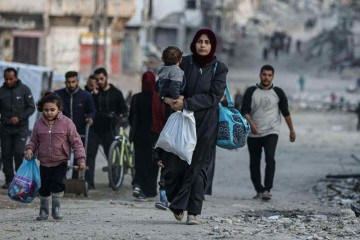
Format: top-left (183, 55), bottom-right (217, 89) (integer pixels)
top-left (262, 31), bottom-right (293, 60)
top-left (0, 28), bottom-right (297, 225)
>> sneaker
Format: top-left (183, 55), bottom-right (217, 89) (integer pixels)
top-left (262, 191), bottom-right (272, 200)
top-left (253, 192), bottom-right (263, 199)
top-left (2, 182), bottom-right (10, 189)
top-left (137, 191), bottom-right (147, 201)
top-left (186, 214), bottom-right (200, 225)
top-left (155, 202), bottom-right (168, 210)
top-left (132, 187), bottom-right (140, 198)
top-left (350, 204), bottom-right (360, 217)
top-left (170, 208), bottom-right (184, 221)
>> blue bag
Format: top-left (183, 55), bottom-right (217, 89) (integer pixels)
top-left (8, 158), bottom-right (41, 203)
top-left (217, 85), bottom-right (250, 149)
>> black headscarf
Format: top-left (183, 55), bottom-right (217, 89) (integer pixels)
top-left (190, 28), bottom-right (217, 67)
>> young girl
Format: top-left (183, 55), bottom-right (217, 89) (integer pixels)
top-left (25, 92), bottom-right (85, 220)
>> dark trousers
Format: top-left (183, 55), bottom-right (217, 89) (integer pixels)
top-left (132, 133), bottom-right (159, 197)
top-left (204, 145), bottom-right (216, 195)
top-left (247, 134), bottom-right (278, 193)
top-left (165, 139), bottom-right (214, 215)
top-left (85, 127), bottom-right (113, 185)
top-left (39, 162), bottom-right (67, 197)
top-left (1, 125), bottom-right (28, 183)
top-left (164, 155), bottom-right (208, 215)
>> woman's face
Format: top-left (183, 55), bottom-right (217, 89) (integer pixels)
top-left (195, 34), bottom-right (211, 56)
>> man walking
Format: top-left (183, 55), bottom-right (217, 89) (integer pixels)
top-left (86, 67), bottom-right (128, 188)
top-left (241, 65), bottom-right (296, 200)
top-left (0, 67), bottom-right (35, 189)
top-left (55, 71), bottom-right (96, 187)
top-left (55, 71), bottom-right (96, 134)
top-left (84, 74), bottom-right (98, 95)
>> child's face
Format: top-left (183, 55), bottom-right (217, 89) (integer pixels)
top-left (43, 102), bottom-right (60, 121)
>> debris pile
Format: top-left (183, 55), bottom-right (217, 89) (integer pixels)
top-left (205, 209), bottom-right (359, 239)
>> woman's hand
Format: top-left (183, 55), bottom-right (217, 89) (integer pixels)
top-left (24, 149), bottom-right (33, 160)
top-left (172, 99), bottom-right (184, 111)
top-left (164, 97), bottom-right (174, 106)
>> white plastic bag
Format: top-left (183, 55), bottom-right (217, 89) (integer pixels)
top-left (155, 110), bottom-right (197, 165)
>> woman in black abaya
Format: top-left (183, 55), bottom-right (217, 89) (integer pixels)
top-left (164, 29), bottom-right (228, 224)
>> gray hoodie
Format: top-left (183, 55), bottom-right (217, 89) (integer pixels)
top-left (156, 65), bottom-right (185, 99)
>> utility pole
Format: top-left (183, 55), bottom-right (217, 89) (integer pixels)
top-left (92, 0), bottom-right (102, 71)
top-left (102, 0), bottom-right (108, 70)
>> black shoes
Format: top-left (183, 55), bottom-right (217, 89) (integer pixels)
top-left (133, 186), bottom-right (147, 201)
top-left (2, 182), bottom-right (10, 189)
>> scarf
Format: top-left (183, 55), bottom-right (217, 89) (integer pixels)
top-left (190, 28), bottom-right (217, 67)
top-left (141, 71), bottom-right (165, 134)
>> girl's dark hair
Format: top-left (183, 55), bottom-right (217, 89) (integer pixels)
top-left (162, 46), bottom-right (183, 65)
top-left (37, 92), bottom-right (63, 112)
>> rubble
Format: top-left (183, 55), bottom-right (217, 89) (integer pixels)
top-left (205, 208), bottom-right (359, 239)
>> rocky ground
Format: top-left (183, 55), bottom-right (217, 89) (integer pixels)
top-left (0, 109), bottom-right (359, 240)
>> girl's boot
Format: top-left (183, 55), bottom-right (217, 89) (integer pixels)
top-left (36, 196), bottom-right (49, 221)
top-left (51, 192), bottom-right (64, 220)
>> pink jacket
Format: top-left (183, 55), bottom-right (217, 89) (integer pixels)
top-left (26, 112), bottom-right (85, 167)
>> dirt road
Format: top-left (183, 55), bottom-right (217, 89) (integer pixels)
top-left (0, 109), bottom-right (359, 240)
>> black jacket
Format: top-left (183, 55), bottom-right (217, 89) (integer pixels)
top-left (93, 84), bottom-right (128, 132)
top-left (0, 80), bottom-right (35, 128)
top-left (55, 87), bottom-right (96, 135)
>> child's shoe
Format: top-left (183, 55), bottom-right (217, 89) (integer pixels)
top-left (155, 202), bottom-right (168, 210)
top-left (36, 196), bottom-right (49, 221)
top-left (51, 192), bottom-right (64, 220)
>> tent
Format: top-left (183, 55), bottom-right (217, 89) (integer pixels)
top-left (0, 61), bottom-right (53, 129)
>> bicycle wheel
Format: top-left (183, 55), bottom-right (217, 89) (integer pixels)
top-left (107, 140), bottom-right (126, 190)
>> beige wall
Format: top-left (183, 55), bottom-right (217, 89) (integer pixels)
top-left (46, 26), bottom-right (87, 73)
top-left (1, 0), bottom-right (135, 18)
top-left (0, 0), bottom-right (45, 13)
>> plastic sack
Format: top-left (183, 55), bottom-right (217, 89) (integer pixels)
top-left (8, 158), bottom-right (41, 203)
top-left (155, 110), bottom-right (197, 165)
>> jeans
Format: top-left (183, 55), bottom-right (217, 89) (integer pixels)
top-left (247, 134), bottom-right (278, 193)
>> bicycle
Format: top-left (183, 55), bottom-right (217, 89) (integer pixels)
top-left (107, 126), bottom-right (135, 191)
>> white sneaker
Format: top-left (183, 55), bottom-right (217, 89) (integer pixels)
top-left (261, 191), bottom-right (272, 200)
top-left (132, 187), bottom-right (140, 198)
top-left (186, 214), bottom-right (200, 225)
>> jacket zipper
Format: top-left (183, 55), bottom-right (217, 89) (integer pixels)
top-left (70, 93), bottom-right (73, 120)
top-left (48, 124), bottom-right (53, 162)
top-left (11, 88), bottom-right (13, 118)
